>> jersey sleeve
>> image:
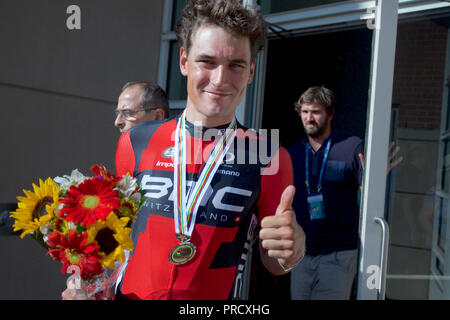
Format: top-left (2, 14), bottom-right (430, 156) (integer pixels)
top-left (115, 131), bottom-right (136, 177)
top-left (257, 146), bottom-right (294, 224)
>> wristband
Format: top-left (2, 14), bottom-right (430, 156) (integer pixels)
top-left (278, 246), bottom-right (306, 273)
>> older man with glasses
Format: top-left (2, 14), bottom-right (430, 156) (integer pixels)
top-left (114, 81), bottom-right (170, 133)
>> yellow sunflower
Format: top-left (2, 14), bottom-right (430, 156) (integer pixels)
top-left (11, 178), bottom-right (59, 238)
top-left (86, 212), bottom-right (133, 269)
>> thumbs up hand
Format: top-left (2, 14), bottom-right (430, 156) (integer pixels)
top-left (259, 185), bottom-right (306, 274)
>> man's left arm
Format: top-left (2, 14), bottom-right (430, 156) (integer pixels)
top-left (357, 140), bottom-right (403, 190)
top-left (257, 147), bottom-right (306, 275)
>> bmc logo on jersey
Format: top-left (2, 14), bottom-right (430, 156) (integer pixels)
top-left (140, 175), bottom-right (253, 213)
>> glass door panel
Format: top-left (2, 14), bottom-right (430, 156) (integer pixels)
top-left (384, 10), bottom-right (450, 299)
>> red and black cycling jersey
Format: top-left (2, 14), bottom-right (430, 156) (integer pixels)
top-left (115, 116), bottom-right (293, 300)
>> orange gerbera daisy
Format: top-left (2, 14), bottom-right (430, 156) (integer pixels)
top-left (59, 177), bottom-right (120, 227)
top-left (91, 165), bottom-right (119, 187)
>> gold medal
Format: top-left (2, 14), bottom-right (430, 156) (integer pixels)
top-left (171, 110), bottom-right (236, 266)
top-left (169, 241), bottom-right (196, 265)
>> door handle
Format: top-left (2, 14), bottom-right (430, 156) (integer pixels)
top-left (374, 216), bottom-right (389, 300)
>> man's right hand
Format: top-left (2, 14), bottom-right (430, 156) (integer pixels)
top-left (61, 278), bottom-right (95, 300)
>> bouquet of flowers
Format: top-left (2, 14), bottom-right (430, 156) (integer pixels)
top-left (10, 165), bottom-right (145, 299)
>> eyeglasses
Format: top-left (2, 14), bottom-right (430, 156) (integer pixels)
top-left (114, 108), bottom-right (146, 119)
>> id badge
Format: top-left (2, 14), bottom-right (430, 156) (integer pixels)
top-left (307, 193), bottom-right (325, 220)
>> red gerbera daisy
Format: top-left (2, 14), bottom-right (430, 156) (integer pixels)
top-left (59, 177), bottom-right (120, 227)
top-left (47, 230), bottom-right (103, 280)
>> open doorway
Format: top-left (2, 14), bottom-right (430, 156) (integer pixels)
top-left (262, 27), bottom-right (372, 148)
top-left (250, 26), bottom-right (373, 300)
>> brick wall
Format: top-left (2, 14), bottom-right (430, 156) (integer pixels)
top-left (393, 19), bottom-right (448, 130)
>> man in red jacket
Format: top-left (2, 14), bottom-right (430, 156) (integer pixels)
top-left (63, 0), bottom-right (305, 300)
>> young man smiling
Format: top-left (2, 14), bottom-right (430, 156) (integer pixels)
top-left (63, 0), bottom-right (306, 300)
top-left (179, 23), bottom-right (255, 127)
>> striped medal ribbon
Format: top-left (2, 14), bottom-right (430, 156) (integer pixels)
top-left (170, 109), bottom-right (237, 265)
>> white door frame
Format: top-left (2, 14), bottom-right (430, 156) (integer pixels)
top-left (356, 0), bottom-right (398, 300)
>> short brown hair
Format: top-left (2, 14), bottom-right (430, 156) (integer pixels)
top-left (175, 0), bottom-right (266, 61)
top-left (294, 86), bottom-right (336, 115)
top-left (122, 81), bottom-right (170, 118)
